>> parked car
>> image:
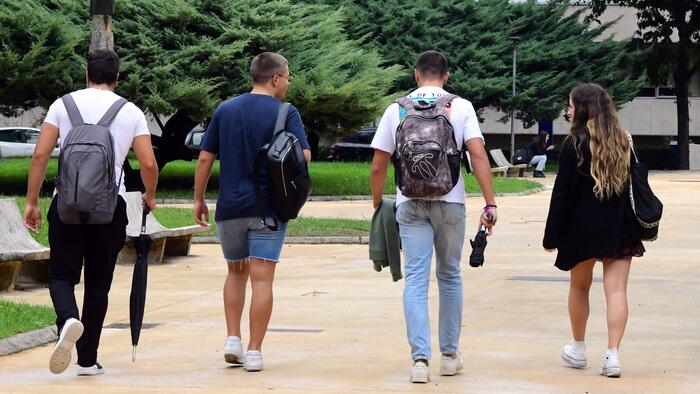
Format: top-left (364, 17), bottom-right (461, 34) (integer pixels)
top-left (327, 127), bottom-right (377, 161)
top-left (184, 126), bottom-right (205, 158)
top-left (0, 127), bottom-right (59, 158)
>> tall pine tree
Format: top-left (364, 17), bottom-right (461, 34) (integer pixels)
top-left (317, 0), bottom-right (646, 127)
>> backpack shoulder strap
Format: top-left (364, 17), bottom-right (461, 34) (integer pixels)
top-left (61, 94), bottom-right (85, 127)
top-left (396, 96), bottom-right (416, 111)
top-left (274, 102), bottom-right (291, 135)
top-left (97, 98), bottom-right (128, 127)
top-left (436, 93), bottom-right (459, 107)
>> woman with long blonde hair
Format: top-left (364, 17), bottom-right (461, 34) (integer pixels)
top-left (544, 83), bottom-right (644, 378)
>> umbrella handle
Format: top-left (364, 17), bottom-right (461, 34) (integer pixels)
top-left (141, 206), bottom-right (150, 234)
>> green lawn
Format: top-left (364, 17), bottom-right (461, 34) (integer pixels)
top-left (9, 199), bottom-right (370, 247)
top-left (155, 207), bottom-right (370, 237)
top-left (0, 158), bottom-right (542, 197)
top-left (0, 300), bottom-right (56, 340)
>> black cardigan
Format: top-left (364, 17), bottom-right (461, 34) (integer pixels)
top-left (543, 137), bottom-right (640, 271)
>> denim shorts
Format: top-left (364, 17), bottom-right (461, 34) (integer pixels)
top-left (216, 217), bottom-right (288, 263)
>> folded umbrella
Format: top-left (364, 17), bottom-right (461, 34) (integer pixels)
top-left (130, 205), bottom-right (151, 361)
top-left (468, 224), bottom-right (488, 267)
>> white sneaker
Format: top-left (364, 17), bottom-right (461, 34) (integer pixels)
top-left (77, 362), bottom-right (105, 376)
top-left (440, 353), bottom-right (463, 376)
top-left (244, 350), bottom-right (263, 372)
top-left (224, 336), bottom-right (244, 365)
top-left (49, 318), bottom-right (84, 374)
top-left (561, 340), bottom-right (587, 369)
top-left (600, 349), bottom-right (622, 378)
top-left (410, 360), bottom-right (430, 383)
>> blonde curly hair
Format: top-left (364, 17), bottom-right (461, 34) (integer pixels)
top-left (569, 83), bottom-right (630, 200)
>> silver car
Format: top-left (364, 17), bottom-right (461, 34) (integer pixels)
top-left (0, 127), bottom-right (60, 158)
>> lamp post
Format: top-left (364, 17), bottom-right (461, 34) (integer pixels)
top-left (90, 0), bottom-right (115, 53)
top-left (509, 36), bottom-right (520, 162)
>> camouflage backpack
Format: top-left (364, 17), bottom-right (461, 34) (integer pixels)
top-left (392, 94), bottom-right (461, 198)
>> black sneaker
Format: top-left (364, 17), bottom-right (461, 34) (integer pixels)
top-left (533, 171), bottom-right (546, 178)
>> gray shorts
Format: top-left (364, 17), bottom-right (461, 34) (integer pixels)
top-left (216, 217), bottom-right (288, 263)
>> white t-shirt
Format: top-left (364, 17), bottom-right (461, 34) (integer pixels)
top-left (371, 86), bottom-right (484, 206)
top-left (45, 88), bottom-right (150, 197)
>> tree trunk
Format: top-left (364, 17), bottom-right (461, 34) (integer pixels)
top-left (89, 15), bottom-right (114, 52)
top-left (673, 54), bottom-right (692, 170)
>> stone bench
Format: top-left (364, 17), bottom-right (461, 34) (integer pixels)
top-left (0, 199), bottom-right (50, 291)
top-left (489, 149), bottom-right (527, 177)
top-left (117, 192), bottom-right (209, 265)
top-left (463, 151), bottom-right (509, 177)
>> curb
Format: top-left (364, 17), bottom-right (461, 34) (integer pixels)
top-left (193, 236), bottom-right (369, 245)
top-left (159, 186), bottom-right (545, 205)
top-left (0, 325), bottom-right (57, 357)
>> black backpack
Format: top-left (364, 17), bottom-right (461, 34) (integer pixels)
top-left (513, 148), bottom-right (529, 165)
top-left (254, 103), bottom-right (312, 230)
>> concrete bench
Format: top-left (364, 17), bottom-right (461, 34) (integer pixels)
top-left (117, 192), bottom-right (209, 265)
top-left (463, 151), bottom-right (509, 177)
top-left (489, 149), bottom-right (526, 177)
top-left (0, 199), bottom-right (50, 291)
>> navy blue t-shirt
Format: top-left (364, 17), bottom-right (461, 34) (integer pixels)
top-left (201, 93), bottom-right (309, 222)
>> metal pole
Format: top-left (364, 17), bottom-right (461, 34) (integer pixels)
top-left (510, 39), bottom-right (517, 162)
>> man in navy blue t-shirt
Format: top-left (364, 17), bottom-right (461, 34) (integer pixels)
top-left (193, 52), bottom-right (310, 372)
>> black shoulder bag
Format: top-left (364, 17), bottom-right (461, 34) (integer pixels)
top-left (254, 103), bottom-right (313, 230)
top-left (628, 134), bottom-right (663, 241)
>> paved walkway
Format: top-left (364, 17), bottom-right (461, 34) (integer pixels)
top-left (1, 172), bottom-right (698, 393)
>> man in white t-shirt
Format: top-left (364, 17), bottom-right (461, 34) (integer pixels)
top-left (370, 50), bottom-right (497, 383)
top-left (23, 49), bottom-right (158, 376)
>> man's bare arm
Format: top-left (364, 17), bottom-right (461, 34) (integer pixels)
top-left (370, 149), bottom-right (391, 209)
top-left (23, 123), bottom-right (60, 232)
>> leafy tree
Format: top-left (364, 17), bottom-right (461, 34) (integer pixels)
top-left (316, 0), bottom-right (646, 127)
top-left (584, 0), bottom-right (700, 169)
top-left (0, 0), bottom-right (83, 117)
top-left (1, 0), bottom-right (399, 186)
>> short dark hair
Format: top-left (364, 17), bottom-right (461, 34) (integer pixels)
top-left (416, 50), bottom-right (448, 79)
top-left (250, 52), bottom-right (288, 84)
top-left (87, 49), bottom-right (119, 85)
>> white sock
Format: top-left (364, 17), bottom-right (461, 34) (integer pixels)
top-left (572, 340), bottom-right (586, 349)
top-left (606, 348), bottom-right (619, 356)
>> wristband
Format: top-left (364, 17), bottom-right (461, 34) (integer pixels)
top-left (484, 204), bottom-right (497, 210)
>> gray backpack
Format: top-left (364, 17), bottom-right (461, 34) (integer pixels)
top-left (392, 94), bottom-right (461, 198)
top-left (56, 94), bottom-right (127, 224)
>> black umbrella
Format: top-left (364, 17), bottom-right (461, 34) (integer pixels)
top-left (130, 205), bottom-right (151, 361)
top-left (469, 212), bottom-right (494, 268)
top-left (469, 224), bottom-right (488, 267)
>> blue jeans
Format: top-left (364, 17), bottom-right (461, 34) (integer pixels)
top-left (396, 200), bottom-right (466, 361)
top-left (216, 217), bottom-right (288, 262)
top-left (529, 154), bottom-right (547, 171)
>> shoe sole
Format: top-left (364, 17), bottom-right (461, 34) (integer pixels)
top-left (224, 352), bottom-right (243, 365)
top-left (600, 367), bottom-right (622, 378)
top-left (411, 370), bottom-right (429, 383)
top-left (561, 350), bottom-right (587, 369)
top-left (440, 364), bottom-right (463, 376)
top-left (49, 320), bottom-right (84, 374)
top-left (244, 365), bottom-right (263, 372)
top-left (77, 369), bottom-right (104, 376)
